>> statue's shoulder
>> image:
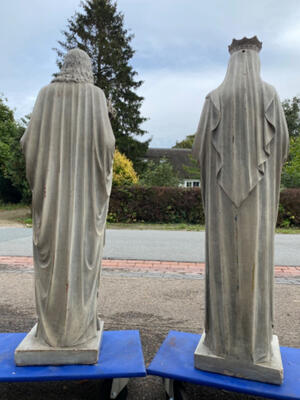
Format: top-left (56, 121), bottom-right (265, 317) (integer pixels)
top-left (38, 83), bottom-right (53, 95)
top-left (205, 88), bottom-right (221, 112)
top-left (261, 82), bottom-right (281, 112)
top-left (205, 88), bottom-right (219, 101)
top-left (262, 81), bottom-right (277, 98)
top-left (32, 84), bottom-right (54, 104)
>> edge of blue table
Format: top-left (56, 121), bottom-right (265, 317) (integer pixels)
top-left (147, 331), bottom-right (300, 400)
top-left (0, 330), bottom-right (146, 399)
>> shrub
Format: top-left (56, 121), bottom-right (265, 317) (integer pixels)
top-left (113, 149), bottom-right (138, 186)
top-left (108, 186), bottom-right (300, 227)
top-left (139, 158), bottom-right (180, 187)
top-left (108, 186), bottom-right (204, 223)
top-left (278, 188), bottom-right (300, 227)
top-left (281, 136), bottom-right (300, 188)
top-left (0, 97), bottom-right (30, 203)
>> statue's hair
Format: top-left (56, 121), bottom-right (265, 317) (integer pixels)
top-left (52, 48), bottom-right (94, 84)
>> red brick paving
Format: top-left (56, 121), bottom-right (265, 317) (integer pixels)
top-left (0, 256), bottom-right (299, 277)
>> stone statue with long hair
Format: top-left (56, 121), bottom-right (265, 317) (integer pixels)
top-left (15, 48), bottom-right (115, 365)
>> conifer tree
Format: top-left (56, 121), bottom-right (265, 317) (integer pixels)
top-left (55, 0), bottom-right (149, 172)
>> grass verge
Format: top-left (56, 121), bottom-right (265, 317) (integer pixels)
top-left (0, 203), bottom-right (30, 211)
top-left (106, 222), bottom-right (205, 231)
top-left (0, 206), bottom-right (299, 233)
top-left (107, 223), bottom-right (300, 233)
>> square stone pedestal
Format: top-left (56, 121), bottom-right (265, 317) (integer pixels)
top-left (14, 321), bottom-right (104, 366)
top-left (194, 332), bottom-right (283, 385)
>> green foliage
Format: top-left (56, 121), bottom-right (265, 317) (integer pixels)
top-left (0, 175), bottom-right (22, 203)
top-left (282, 96), bottom-right (300, 138)
top-left (106, 222), bottom-right (206, 231)
top-left (277, 189), bottom-right (300, 227)
top-left (173, 134), bottom-right (195, 149)
top-left (183, 154), bottom-right (200, 180)
top-left (108, 186), bottom-right (204, 223)
top-left (0, 202), bottom-right (29, 211)
top-left (277, 204), bottom-right (294, 228)
top-left (139, 158), bottom-right (180, 187)
top-left (113, 149), bottom-right (138, 186)
top-left (0, 97), bottom-right (30, 203)
top-left (172, 136), bottom-right (200, 180)
top-left (281, 98), bottom-right (300, 188)
top-left (107, 187), bottom-right (300, 226)
top-left (55, 0), bottom-right (149, 173)
top-left (282, 136), bottom-right (300, 188)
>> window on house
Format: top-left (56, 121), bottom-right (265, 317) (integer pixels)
top-left (184, 180), bottom-right (200, 188)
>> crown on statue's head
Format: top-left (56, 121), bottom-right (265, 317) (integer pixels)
top-left (228, 36), bottom-right (262, 54)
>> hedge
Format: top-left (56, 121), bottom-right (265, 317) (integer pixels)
top-left (108, 186), bottom-right (204, 224)
top-left (108, 186), bottom-right (300, 227)
top-left (278, 188), bottom-right (300, 227)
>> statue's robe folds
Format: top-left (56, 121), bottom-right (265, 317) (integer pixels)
top-left (21, 82), bottom-right (115, 347)
top-left (192, 52), bottom-right (289, 364)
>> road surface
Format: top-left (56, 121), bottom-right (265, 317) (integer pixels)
top-left (0, 227), bottom-right (299, 265)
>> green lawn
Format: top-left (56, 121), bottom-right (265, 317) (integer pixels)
top-left (106, 222), bottom-right (300, 234)
top-left (106, 222), bottom-right (205, 231)
top-left (0, 203), bottom-right (29, 211)
top-left (276, 227), bottom-right (300, 234)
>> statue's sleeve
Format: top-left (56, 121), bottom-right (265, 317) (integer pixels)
top-left (192, 97), bottom-right (211, 166)
top-left (192, 96), bottom-right (219, 204)
top-left (265, 91), bottom-right (289, 164)
top-left (93, 89), bottom-right (115, 198)
top-left (20, 86), bottom-right (48, 190)
top-left (276, 95), bottom-right (289, 163)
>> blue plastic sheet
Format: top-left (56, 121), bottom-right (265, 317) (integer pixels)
top-left (0, 330), bottom-right (146, 382)
top-left (148, 331), bottom-right (300, 400)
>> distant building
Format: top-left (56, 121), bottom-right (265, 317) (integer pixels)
top-left (145, 148), bottom-right (201, 188)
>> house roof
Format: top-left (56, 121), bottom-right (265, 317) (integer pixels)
top-left (145, 148), bottom-right (195, 179)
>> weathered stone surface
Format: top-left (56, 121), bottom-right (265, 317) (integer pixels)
top-left (15, 321), bottom-right (104, 366)
top-left (192, 37), bottom-right (289, 384)
top-left (14, 48), bottom-right (115, 365)
top-left (194, 333), bottom-right (283, 384)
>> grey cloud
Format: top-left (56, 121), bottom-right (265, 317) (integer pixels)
top-left (1, 0), bottom-right (300, 146)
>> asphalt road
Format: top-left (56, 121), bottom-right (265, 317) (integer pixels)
top-left (0, 227), bottom-right (299, 265)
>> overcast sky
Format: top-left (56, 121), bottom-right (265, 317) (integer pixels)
top-left (1, 0), bottom-right (300, 147)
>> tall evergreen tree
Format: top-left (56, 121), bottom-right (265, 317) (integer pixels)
top-left (54, 0), bottom-right (149, 172)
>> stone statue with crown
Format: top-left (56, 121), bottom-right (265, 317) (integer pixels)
top-left (192, 37), bottom-right (289, 384)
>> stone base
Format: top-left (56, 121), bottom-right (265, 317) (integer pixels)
top-left (194, 333), bottom-right (283, 385)
top-left (14, 321), bottom-right (104, 366)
